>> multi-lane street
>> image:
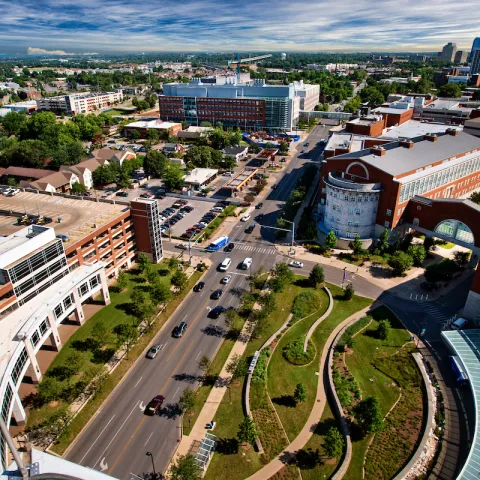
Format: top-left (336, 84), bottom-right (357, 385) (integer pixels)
top-left (66, 122), bottom-right (472, 479)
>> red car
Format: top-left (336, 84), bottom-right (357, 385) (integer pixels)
top-left (145, 395), bottom-right (165, 415)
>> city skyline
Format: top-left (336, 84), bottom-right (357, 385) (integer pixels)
top-left (0, 0), bottom-right (479, 54)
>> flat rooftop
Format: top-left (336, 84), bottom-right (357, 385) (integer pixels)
top-left (224, 168), bottom-right (258, 189)
top-left (126, 119), bottom-right (181, 129)
top-left (381, 120), bottom-right (462, 140)
top-left (183, 168), bottom-right (218, 185)
top-left (0, 191), bottom-right (128, 243)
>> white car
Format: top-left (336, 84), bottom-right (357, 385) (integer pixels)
top-left (289, 261), bottom-right (304, 268)
top-left (222, 274), bottom-right (232, 284)
top-left (241, 214), bottom-right (251, 222)
top-left (176, 243), bottom-right (188, 250)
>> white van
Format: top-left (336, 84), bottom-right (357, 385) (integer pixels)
top-left (219, 258), bottom-right (232, 271)
top-left (241, 258), bottom-right (253, 270)
top-left (451, 317), bottom-right (468, 330)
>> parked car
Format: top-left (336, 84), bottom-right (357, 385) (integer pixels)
top-left (211, 289), bottom-right (223, 300)
top-left (176, 243), bottom-right (188, 250)
top-left (208, 306), bottom-right (225, 319)
top-left (56, 234), bottom-right (70, 243)
top-left (146, 344), bottom-right (161, 359)
top-left (289, 261), bottom-right (304, 268)
top-left (116, 191), bottom-right (128, 197)
top-left (194, 281), bottom-right (205, 292)
top-left (144, 395), bottom-right (165, 415)
top-left (172, 322), bottom-right (188, 338)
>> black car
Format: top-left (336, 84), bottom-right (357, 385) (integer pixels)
top-left (255, 202), bottom-right (263, 209)
top-left (116, 191), bottom-right (129, 197)
top-left (224, 243), bottom-right (234, 252)
top-left (246, 224), bottom-right (255, 233)
top-left (194, 281), bottom-right (205, 292)
top-left (208, 306), bottom-right (225, 319)
top-left (211, 289), bottom-right (223, 300)
top-left (172, 322), bottom-right (188, 338)
top-left (255, 214), bottom-right (264, 221)
top-left (272, 184), bottom-right (278, 190)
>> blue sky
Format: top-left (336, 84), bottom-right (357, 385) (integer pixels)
top-left (1, 0), bottom-right (479, 54)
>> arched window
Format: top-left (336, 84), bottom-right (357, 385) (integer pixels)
top-left (434, 219), bottom-right (474, 244)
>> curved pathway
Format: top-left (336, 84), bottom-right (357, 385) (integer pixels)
top-left (303, 286), bottom-right (333, 351)
top-left (245, 304), bottom-right (375, 480)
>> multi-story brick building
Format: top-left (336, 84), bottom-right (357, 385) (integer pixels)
top-left (318, 129), bottom-right (480, 247)
top-left (36, 91), bottom-right (123, 115)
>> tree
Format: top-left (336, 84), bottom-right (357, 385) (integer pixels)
top-left (388, 251), bottom-right (414, 276)
top-left (164, 163), bottom-right (184, 190)
top-left (324, 426), bottom-right (345, 459)
top-left (377, 319), bottom-right (391, 340)
top-left (91, 131), bottom-right (105, 146)
top-left (150, 278), bottom-right (171, 305)
top-left (453, 250), bottom-right (470, 267)
top-left (178, 387), bottom-right (196, 414)
top-left (71, 183), bottom-right (87, 194)
top-left (222, 154), bottom-right (237, 171)
top-left (237, 416), bottom-right (257, 446)
top-left (198, 355), bottom-right (211, 375)
top-left (1, 111), bottom-right (27, 136)
top-left (129, 129), bottom-right (141, 140)
top-left (294, 383), bottom-right (307, 404)
top-left (344, 283), bottom-right (354, 300)
top-left (407, 245), bottom-right (426, 267)
top-left (2, 139), bottom-right (50, 169)
top-left (130, 289), bottom-right (147, 317)
top-left (349, 235), bottom-right (364, 256)
top-left (116, 270), bottom-right (128, 290)
top-left (92, 320), bottom-right (109, 348)
top-left (37, 377), bottom-right (64, 404)
top-left (378, 228), bottom-right (389, 254)
top-left (92, 165), bottom-right (116, 186)
top-left (325, 230), bottom-right (337, 250)
top-left (171, 270), bottom-right (188, 292)
top-left (113, 323), bottom-right (138, 356)
top-left (438, 83), bottom-right (462, 98)
top-left (353, 396), bottom-right (384, 434)
top-left (144, 149), bottom-right (169, 178)
top-left (226, 353), bottom-right (248, 380)
top-left (279, 140), bottom-right (289, 154)
top-left (469, 191), bottom-right (480, 204)
top-left (170, 454), bottom-right (202, 480)
top-left (309, 264), bottom-right (325, 288)
top-left (423, 236), bottom-right (436, 254)
top-left (257, 292), bottom-right (277, 315)
top-left (137, 252), bottom-right (150, 273)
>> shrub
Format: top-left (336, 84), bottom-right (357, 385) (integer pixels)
top-left (424, 258), bottom-right (459, 283)
top-left (283, 337), bottom-right (315, 365)
top-left (377, 319), bottom-right (391, 340)
top-left (292, 291), bottom-right (322, 322)
top-left (344, 283), bottom-right (354, 300)
top-left (251, 348), bottom-right (270, 383)
top-left (407, 245), bottom-right (426, 267)
top-left (388, 251), bottom-right (413, 276)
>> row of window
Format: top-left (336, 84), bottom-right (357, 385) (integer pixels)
top-left (11, 348), bottom-right (28, 386)
top-left (327, 189), bottom-right (379, 202)
top-left (77, 274), bottom-right (101, 299)
top-left (399, 155), bottom-right (480, 203)
top-left (31, 319), bottom-right (49, 347)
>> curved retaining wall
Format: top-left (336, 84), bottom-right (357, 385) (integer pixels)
top-left (304, 286), bottom-right (333, 352)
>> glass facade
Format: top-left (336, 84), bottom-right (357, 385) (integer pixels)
top-left (399, 155), bottom-right (480, 203)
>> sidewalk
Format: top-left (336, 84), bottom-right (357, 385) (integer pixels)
top-left (169, 314), bottom-right (255, 467)
top-left (275, 244), bottom-right (474, 302)
top-left (245, 304), bottom-right (375, 480)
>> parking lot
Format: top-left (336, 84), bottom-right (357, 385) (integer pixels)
top-left (153, 196), bottom-right (216, 238)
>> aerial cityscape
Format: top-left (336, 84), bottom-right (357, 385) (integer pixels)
top-left (1, 2), bottom-right (480, 480)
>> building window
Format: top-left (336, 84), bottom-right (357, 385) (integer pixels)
top-left (54, 303), bottom-right (63, 319)
top-left (39, 319), bottom-right (48, 336)
top-left (348, 208), bottom-right (354, 214)
top-left (11, 349), bottom-right (28, 386)
top-left (354, 221), bottom-right (359, 227)
top-left (89, 274), bottom-right (99, 289)
top-left (384, 221), bottom-right (390, 228)
top-left (78, 282), bottom-right (89, 297)
top-left (386, 209), bottom-right (392, 216)
top-left (321, 188), bottom-right (326, 194)
top-left (348, 220), bottom-right (353, 226)
top-left (355, 208), bottom-right (361, 215)
top-left (350, 196), bottom-right (355, 202)
top-left (332, 205), bottom-right (336, 211)
top-left (358, 196), bottom-right (362, 202)
top-left (63, 293), bottom-right (74, 310)
top-left (31, 331), bottom-right (40, 347)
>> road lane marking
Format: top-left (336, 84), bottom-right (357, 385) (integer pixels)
top-left (173, 386), bottom-right (181, 399)
top-left (195, 350), bottom-right (202, 360)
top-left (134, 376), bottom-right (143, 388)
top-left (92, 401), bottom-right (139, 468)
top-left (79, 414), bottom-right (116, 464)
top-left (144, 432), bottom-right (154, 446)
top-left (108, 339), bottom-right (196, 474)
top-left (100, 458), bottom-right (108, 472)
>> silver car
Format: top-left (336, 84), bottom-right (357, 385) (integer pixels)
top-left (146, 344), bottom-right (161, 359)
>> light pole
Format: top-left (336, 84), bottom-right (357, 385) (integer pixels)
top-left (282, 219), bottom-right (295, 250)
top-left (146, 451), bottom-right (156, 479)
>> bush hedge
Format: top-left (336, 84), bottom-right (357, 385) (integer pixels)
top-left (291, 291), bottom-right (323, 322)
top-left (283, 336), bottom-right (315, 365)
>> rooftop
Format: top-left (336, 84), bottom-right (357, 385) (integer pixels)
top-left (125, 119), bottom-right (181, 129)
top-left (381, 120), bottom-right (462, 140)
top-left (0, 226), bottom-right (52, 262)
top-left (183, 168), bottom-right (218, 185)
top-left (333, 131), bottom-right (480, 177)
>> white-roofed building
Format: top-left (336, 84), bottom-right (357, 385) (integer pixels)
top-left (183, 168), bottom-right (218, 188)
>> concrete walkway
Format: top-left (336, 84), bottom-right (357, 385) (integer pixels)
top-left (245, 304), bottom-right (375, 480)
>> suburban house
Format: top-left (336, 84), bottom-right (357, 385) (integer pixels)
top-left (59, 158), bottom-right (108, 190)
top-left (21, 171), bottom-right (80, 193)
top-left (222, 146), bottom-right (249, 163)
top-left (1, 167), bottom-right (53, 184)
top-left (88, 147), bottom-right (136, 167)
top-left (163, 143), bottom-right (186, 155)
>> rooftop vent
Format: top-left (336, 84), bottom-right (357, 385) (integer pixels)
top-left (446, 128), bottom-right (459, 136)
top-left (400, 139), bottom-right (414, 149)
top-left (371, 146), bottom-right (386, 156)
top-left (424, 133), bottom-right (438, 142)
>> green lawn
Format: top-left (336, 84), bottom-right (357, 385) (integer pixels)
top-left (26, 262), bottom-right (201, 454)
top-left (343, 307), bottom-right (420, 480)
top-left (267, 285), bottom-right (372, 442)
top-left (436, 241), bottom-right (455, 249)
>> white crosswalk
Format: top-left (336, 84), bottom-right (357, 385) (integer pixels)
top-left (421, 303), bottom-right (449, 323)
top-left (235, 243), bottom-right (276, 255)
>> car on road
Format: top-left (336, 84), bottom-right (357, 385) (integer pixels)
top-left (241, 214), bottom-right (251, 222)
top-left (116, 191), bottom-right (129, 197)
top-left (271, 184), bottom-right (278, 190)
top-left (176, 243), bottom-right (188, 250)
top-left (289, 261), bottom-right (304, 268)
top-left (245, 224), bottom-right (255, 233)
top-left (304, 142), bottom-right (309, 147)
top-left (211, 289), bottom-right (223, 300)
top-left (300, 149), bottom-right (305, 153)
top-left (240, 258), bottom-right (253, 270)
top-left (194, 281), bottom-right (205, 292)
top-left (255, 214), bottom-right (263, 221)
top-left (144, 395), bottom-right (165, 415)
top-left (224, 243), bottom-right (234, 252)
top-left (139, 193), bottom-right (153, 199)
top-left (146, 344), bottom-right (161, 359)
top-left (56, 234), bottom-right (70, 243)
top-left (208, 306), bottom-right (225, 319)
top-left (255, 202), bottom-right (263, 209)
top-left (222, 274), bottom-right (232, 284)
top-left (172, 322), bottom-right (188, 338)
top-left (280, 157), bottom-right (286, 162)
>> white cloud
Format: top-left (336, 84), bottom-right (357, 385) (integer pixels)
top-left (28, 47), bottom-right (72, 55)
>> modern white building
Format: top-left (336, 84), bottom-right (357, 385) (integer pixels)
top-left (0, 225), bottom-right (110, 469)
top-left (36, 91), bottom-right (123, 115)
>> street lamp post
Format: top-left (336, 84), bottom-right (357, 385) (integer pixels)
top-left (282, 219), bottom-right (295, 250)
top-left (146, 451), bottom-right (156, 479)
